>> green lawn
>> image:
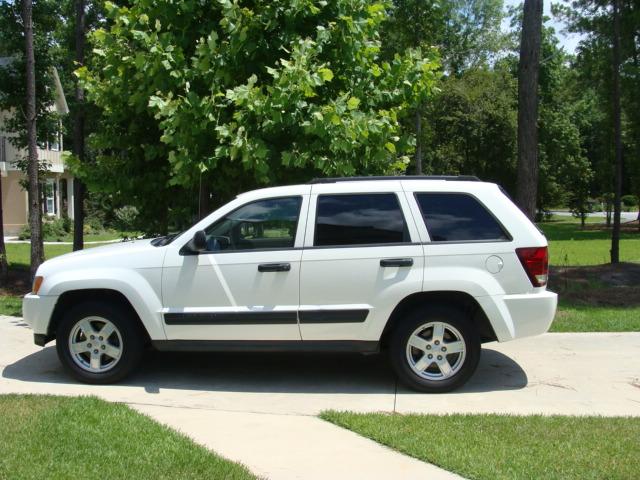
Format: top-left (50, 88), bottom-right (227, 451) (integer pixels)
top-left (0, 243), bottom-right (111, 316)
top-left (551, 303), bottom-right (640, 332)
top-left (0, 394), bottom-right (255, 480)
top-left (6, 242), bottom-right (108, 270)
top-left (0, 296), bottom-right (21, 316)
top-left (538, 218), bottom-right (640, 266)
top-left (321, 411), bottom-right (640, 480)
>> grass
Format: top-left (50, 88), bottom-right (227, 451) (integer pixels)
top-left (538, 217), bottom-right (640, 266)
top-left (551, 303), bottom-right (640, 332)
top-left (0, 296), bottom-right (21, 316)
top-left (0, 394), bottom-right (255, 480)
top-left (6, 242), bottom-right (108, 270)
top-left (0, 243), bottom-right (111, 316)
top-left (321, 411), bottom-right (640, 480)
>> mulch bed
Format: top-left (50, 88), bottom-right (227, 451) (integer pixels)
top-left (0, 269), bottom-right (30, 296)
top-left (550, 263), bottom-right (640, 307)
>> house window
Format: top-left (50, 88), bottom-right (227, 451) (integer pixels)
top-left (44, 179), bottom-right (57, 216)
top-left (49, 132), bottom-right (61, 151)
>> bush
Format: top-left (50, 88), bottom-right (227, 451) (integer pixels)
top-left (19, 217), bottom-right (71, 241)
top-left (621, 195), bottom-right (638, 211)
top-left (114, 206), bottom-right (139, 232)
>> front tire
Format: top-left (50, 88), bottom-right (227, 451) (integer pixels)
top-left (389, 305), bottom-right (481, 393)
top-left (56, 302), bottom-right (144, 384)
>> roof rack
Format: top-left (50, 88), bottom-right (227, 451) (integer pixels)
top-left (307, 175), bottom-right (481, 184)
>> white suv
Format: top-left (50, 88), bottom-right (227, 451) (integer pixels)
top-left (23, 176), bottom-right (557, 392)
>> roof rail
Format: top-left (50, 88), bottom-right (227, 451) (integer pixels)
top-left (307, 175), bottom-right (481, 184)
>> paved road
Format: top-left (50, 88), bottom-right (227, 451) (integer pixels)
top-left (550, 210), bottom-right (638, 221)
top-left (2, 316), bottom-right (639, 478)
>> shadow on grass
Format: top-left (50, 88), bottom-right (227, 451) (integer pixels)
top-left (3, 344), bottom-right (527, 395)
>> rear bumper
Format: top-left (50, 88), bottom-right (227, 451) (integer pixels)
top-left (478, 290), bottom-right (558, 342)
top-left (22, 293), bottom-right (58, 341)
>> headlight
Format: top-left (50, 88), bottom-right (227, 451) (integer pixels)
top-left (32, 276), bottom-right (43, 295)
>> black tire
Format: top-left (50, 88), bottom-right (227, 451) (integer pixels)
top-left (56, 301), bottom-right (144, 384)
top-left (389, 305), bottom-right (481, 393)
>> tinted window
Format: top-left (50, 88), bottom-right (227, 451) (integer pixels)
top-left (416, 193), bottom-right (509, 242)
top-left (204, 196), bottom-right (301, 251)
top-left (315, 194), bottom-right (409, 246)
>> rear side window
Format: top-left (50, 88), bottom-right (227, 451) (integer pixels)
top-left (415, 193), bottom-right (510, 242)
top-left (315, 193), bottom-right (409, 246)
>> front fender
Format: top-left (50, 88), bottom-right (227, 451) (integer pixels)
top-left (44, 268), bottom-right (166, 340)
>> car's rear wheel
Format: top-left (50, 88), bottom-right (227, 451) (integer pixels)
top-left (389, 305), bottom-right (481, 392)
top-left (56, 302), bottom-right (144, 384)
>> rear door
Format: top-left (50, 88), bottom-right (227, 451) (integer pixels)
top-left (298, 182), bottom-right (424, 342)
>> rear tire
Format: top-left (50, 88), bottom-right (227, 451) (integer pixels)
top-left (389, 305), bottom-right (481, 393)
top-left (56, 301), bottom-right (144, 384)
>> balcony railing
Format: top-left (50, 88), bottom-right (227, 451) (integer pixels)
top-left (0, 136), bottom-right (65, 173)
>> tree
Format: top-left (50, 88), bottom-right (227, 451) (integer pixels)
top-left (421, 66), bottom-right (518, 190)
top-left (516, 0), bottom-right (543, 220)
top-left (23, 0), bottom-right (44, 279)
top-left (72, 0), bottom-right (86, 251)
top-left (610, 0), bottom-right (622, 263)
top-left (0, 178), bottom-right (8, 284)
top-left (77, 0), bottom-right (440, 233)
top-left (558, 0), bottom-right (638, 261)
top-left (0, 0), bottom-right (63, 277)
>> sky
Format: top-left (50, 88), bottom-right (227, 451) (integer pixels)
top-left (503, 0), bottom-right (586, 54)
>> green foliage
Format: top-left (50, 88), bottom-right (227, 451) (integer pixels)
top-left (0, 0), bottom-right (63, 152)
top-left (421, 66), bottom-right (518, 191)
top-left (18, 217), bottom-right (71, 242)
top-left (621, 195), bottom-right (638, 208)
top-left (77, 0), bottom-right (440, 233)
top-left (113, 205), bottom-right (139, 232)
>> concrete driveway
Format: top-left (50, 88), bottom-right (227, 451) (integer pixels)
top-left (2, 315), bottom-right (639, 479)
top-left (2, 315), bottom-right (639, 416)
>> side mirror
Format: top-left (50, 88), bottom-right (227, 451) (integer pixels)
top-left (190, 230), bottom-right (207, 252)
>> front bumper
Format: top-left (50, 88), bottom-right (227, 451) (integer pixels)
top-left (22, 293), bottom-right (58, 342)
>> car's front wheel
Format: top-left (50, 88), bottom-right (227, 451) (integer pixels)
top-left (389, 305), bottom-right (481, 393)
top-left (56, 302), bottom-right (144, 384)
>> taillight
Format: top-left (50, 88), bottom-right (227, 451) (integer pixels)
top-left (516, 247), bottom-right (548, 287)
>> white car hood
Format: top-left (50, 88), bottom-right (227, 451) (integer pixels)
top-left (37, 239), bottom-right (165, 275)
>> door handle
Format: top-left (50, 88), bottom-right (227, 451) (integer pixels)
top-left (258, 262), bottom-right (291, 272)
top-left (380, 258), bottom-right (414, 267)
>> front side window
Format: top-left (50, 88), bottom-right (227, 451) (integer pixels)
top-left (314, 193), bottom-right (409, 246)
top-left (415, 192), bottom-right (510, 242)
top-left (204, 196), bottom-right (301, 252)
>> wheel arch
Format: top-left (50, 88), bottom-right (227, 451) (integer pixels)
top-left (380, 291), bottom-right (497, 347)
top-left (48, 289), bottom-right (152, 344)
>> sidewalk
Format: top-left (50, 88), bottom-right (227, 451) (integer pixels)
top-left (133, 404), bottom-right (460, 480)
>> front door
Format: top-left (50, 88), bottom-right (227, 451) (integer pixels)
top-left (162, 193), bottom-right (309, 341)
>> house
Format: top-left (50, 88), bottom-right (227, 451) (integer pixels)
top-left (0, 60), bottom-right (75, 236)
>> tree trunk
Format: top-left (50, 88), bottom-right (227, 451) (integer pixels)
top-left (515, 0), bottom-right (543, 221)
top-left (414, 108), bottom-right (422, 175)
top-left (72, 0), bottom-right (86, 251)
top-left (610, 0), bottom-right (622, 263)
top-left (23, 0), bottom-right (44, 280)
top-left (0, 177), bottom-right (8, 284)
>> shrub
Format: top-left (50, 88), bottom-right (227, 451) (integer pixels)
top-left (19, 218), bottom-right (70, 241)
top-left (621, 195), bottom-right (638, 211)
top-left (114, 206), bottom-right (139, 232)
